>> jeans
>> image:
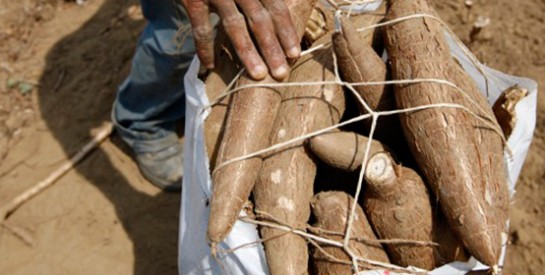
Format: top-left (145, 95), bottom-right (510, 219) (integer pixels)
top-left (112, 0), bottom-right (195, 154)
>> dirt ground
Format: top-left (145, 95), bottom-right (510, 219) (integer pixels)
top-left (0, 0), bottom-right (543, 274)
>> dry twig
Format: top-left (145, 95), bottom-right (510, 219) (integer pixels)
top-left (0, 221), bottom-right (34, 247)
top-left (0, 122), bottom-right (113, 224)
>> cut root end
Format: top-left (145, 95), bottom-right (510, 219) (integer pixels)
top-left (364, 153), bottom-right (395, 186)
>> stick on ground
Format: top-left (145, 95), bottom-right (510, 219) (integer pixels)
top-left (0, 122), bottom-right (113, 223)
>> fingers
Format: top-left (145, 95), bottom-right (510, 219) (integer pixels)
top-left (260, 0), bottom-right (300, 59)
top-left (183, 0), bottom-right (215, 69)
top-left (235, 0), bottom-right (289, 79)
top-left (189, 0), bottom-right (300, 80)
top-left (212, 0), bottom-right (269, 80)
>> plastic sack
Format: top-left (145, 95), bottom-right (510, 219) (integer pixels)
top-left (179, 9), bottom-right (537, 275)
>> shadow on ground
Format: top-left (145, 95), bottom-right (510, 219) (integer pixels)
top-left (37, 0), bottom-right (180, 274)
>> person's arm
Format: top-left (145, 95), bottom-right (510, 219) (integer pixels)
top-left (181, 0), bottom-right (300, 80)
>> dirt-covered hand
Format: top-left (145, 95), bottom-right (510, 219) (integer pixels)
top-left (181, 0), bottom-right (300, 80)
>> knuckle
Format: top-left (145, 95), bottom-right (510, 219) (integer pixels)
top-left (258, 34), bottom-right (278, 50)
top-left (269, 5), bottom-right (287, 17)
top-left (264, 44), bottom-right (283, 59)
top-left (193, 25), bottom-right (213, 41)
top-left (278, 26), bottom-right (296, 41)
top-left (237, 42), bottom-right (254, 56)
top-left (222, 14), bottom-right (245, 27)
top-left (263, 0), bottom-right (288, 15)
top-left (250, 9), bottom-right (272, 27)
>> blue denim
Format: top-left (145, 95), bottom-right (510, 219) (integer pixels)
top-left (112, 0), bottom-right (195, 154)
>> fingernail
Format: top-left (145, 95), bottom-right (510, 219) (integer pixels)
top-left (287, 46), bottom-right (301, 58)
top-left (252, 65), bottom-right (268, 79)
top-left (273, 65), bottom-right (289, 79)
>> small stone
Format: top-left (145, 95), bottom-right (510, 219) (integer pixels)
top-left (18, 82), bottom-right (33, 95)
top-left (36, 4), bottom-right (56, 22)
top-left (478, 30), bottom-right (494, 41)
top-left (6, 79), bottom-right (18, 89)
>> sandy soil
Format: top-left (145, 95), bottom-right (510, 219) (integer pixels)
top-left (0, 0), bottom-right (543, 274)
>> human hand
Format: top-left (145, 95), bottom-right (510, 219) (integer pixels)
top-left (181, 0), bottom-right (301, 80)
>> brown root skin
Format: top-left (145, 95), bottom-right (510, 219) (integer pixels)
top-left (433, 214), bottom-right (469, 265)
top-left (311, 191), bottom-right (389, 274)
top-left (207, 0), bottom-right (318, 246)
top-left (364, 153), bottom-right (435, 269)
top-left (364, 153), bottom-right (467, 269)
top-left (204, 32), bottom-right (239, 169)
top-left (385, 0), bottom-right (509, 266)
top-left (251, 9), bottom-right (390, 274)
top-left (332, 16), bottom-right (403, 145)
top-left (307, 131), bottom-right (388, 172)
top-left (253, 34), bottom-right (345, 275)
top-left (334, 17), bottom-right (391, 111)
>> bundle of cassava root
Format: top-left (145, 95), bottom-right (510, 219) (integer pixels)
top-left (202, 0), bottom-right (513, 273)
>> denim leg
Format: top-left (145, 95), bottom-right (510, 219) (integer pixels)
top-left (112, 0), bottom-right (195, 154)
